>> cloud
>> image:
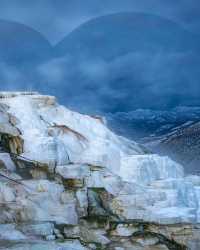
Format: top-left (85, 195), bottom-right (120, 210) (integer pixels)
top-left (0, 0), bottom-right (199, 44)
top-left (0, 5), bottom-right (199, 115)
top-left (36, 49), bottom-right (200, 114)
top-left (0, 47), bottom-right (199, 115)
top-left (0, 62), bottom-right (37, 91)
top-left (38, 57), bottom-right (67, 86)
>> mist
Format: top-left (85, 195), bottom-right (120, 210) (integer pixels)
top-left (0, 3), bottom-right (199, 117)
top-left (0, 0), bottom-right (200, 44)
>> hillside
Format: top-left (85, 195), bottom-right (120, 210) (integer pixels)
top-left (145, 121), bottom-right (200, 174)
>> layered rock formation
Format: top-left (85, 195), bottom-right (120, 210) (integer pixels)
top-left (0, 92), bottom-right (200, 250)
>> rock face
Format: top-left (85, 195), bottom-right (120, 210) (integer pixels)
top-left (0, 92), bottom-right (200, 249)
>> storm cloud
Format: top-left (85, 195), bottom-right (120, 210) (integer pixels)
top-left (0, 0), bottom-right (200, 43)
top-left (0, 4), bottom-right (199, 116)
top-left (37, 50), bottom-right (200, 114)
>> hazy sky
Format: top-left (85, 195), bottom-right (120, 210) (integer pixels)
top-left (0, 0), bottom-right (200, 44)
top-left (0, 1), bottom-right (199, 114)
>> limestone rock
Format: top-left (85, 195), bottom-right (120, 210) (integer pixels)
top-left (2, 240), bottom-right (88, 250)
top-left (0, 153), bottom-right (16, 171)
top-left (0, 224), bottom-right (26, 241)
top-left (0, 92), bottom-right (200, 250)
top-left (111, 224), bottom-right (139, 237)
top-left (56, 164), bottom-right (90, 180)
top-left (20, 222), bottom-right (55, 238)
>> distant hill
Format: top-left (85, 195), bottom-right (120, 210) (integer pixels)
top-left (144, 121), bottom-right (200, 174)
top-left (107, 106), bottom-right (200, 140)
top-left (107, 107), bottom-right (200, 174)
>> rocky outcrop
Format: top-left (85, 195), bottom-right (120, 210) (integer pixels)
top-left (0, 92), bottom-right (200, 249)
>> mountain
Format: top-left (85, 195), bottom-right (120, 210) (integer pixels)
top-left (108, 106), bottom-right (200, 139)
top-left (0, 92), bottom-right (200, 249)
top-left (108, 106), bottom-right (200, 174)
top-left (144, 121), bottom-right (200, 175)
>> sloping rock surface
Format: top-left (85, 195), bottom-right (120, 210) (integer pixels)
top-left (0, 92), bottom-right (200, 249)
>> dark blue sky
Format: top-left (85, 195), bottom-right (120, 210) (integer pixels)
top-left (0, 0), bottom-right (200, 44)
top-left (0, 1), bottom-right (199, 114)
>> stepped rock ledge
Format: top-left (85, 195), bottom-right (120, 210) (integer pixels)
top-left (0, 92), bottom-right (200, 249)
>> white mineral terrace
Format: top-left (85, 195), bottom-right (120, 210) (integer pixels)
top-left (0, 92), bottom-right (200, 249)
top-left (0, 91), bottom-right (39, 98)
